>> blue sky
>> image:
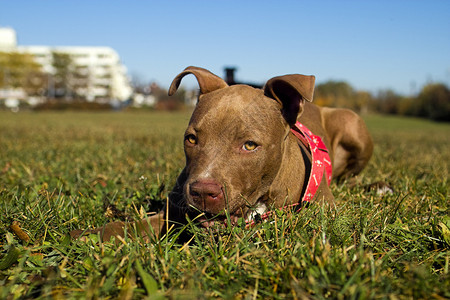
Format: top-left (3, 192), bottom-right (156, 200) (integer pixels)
top-left (1, 0), bottom-right (449, 95)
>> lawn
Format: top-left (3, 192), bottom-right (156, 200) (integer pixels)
top-left (0, 110), bottom-right (449, 299)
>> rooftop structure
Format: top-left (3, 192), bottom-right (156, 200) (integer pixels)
top-left (0, 27), bottom-right (17, 51)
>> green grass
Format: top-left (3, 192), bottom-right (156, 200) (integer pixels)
top-left (0, 111), bottom-right (449, 299)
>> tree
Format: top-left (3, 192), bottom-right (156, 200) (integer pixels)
top-left (355, 90), bottom-right (372, 114)
top-left (0, 51), bottom-right (46, 96)
top-left (314, 80), bottom-right (366, 111)
top-left (152, 83), bottom-right (187, 110)
top-left (372, 89), bottom-right (403, 115)
top-left (72, 65), bottom-right (91, 100)
top-left (417, 83), bottom-right (450, 121)
top-left (51, 51), bottom-right (75, 99)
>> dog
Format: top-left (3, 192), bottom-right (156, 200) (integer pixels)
top-left (70, 66), bottom-right (374, 242)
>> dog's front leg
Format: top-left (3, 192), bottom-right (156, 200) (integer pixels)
top-left (70, 210), bottom-right (165, 242)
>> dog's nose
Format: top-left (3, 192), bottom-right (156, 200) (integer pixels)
top-left (189, 179), bottom-right (224, 210)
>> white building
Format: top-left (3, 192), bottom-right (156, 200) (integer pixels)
top-left (0, 27), bottom-right (132, 102)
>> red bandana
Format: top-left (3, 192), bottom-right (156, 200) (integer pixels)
top-left (290, 122), bottom-right (332, 203)
top-left (246, 122), bottom-right (332, 225)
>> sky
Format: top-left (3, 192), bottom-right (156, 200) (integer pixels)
top-left (1, 0), bottom-right (449, 95)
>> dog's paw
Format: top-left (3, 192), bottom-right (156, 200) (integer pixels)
top-left (364, 181), bottom-right (394, 196)
top-left (69, 221), bottom-right (126, 243)
top-left (69, 229), bottom-right (85, 240)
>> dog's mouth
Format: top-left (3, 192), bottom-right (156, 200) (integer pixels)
top-left (190, 201), bottom-right (268, 228)
top-left (196, 213), bottom-right (240, 228)
top-left (191, 209), bottom-right (243, 228)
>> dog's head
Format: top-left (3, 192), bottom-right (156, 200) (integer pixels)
top-left (169, 66), bottom-right (315, 223)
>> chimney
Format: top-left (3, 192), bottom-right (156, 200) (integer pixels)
top-left (224, 67), bottom-right (237, 85)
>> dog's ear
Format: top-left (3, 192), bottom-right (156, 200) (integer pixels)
top-left (168, 66), bottom-right (228, 96)
top-left (264, 74), bottom-right (315, 126)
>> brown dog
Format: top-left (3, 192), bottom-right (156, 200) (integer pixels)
top-left (71, 66), bottom-right (373, 242)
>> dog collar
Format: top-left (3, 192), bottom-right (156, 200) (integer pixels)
top-left (290, 121), bottom-right (332, 203)
top-left (246, 122), bottom-right (332, 226)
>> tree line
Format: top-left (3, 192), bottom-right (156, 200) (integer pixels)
top-left (314, 80), bottom-right (450, 122)
top-left (1, 51), bottom-right (448, 120)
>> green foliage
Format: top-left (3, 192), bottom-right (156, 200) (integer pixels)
top-left (315, 79), bottom-right (450, 122)
top-left (50, 51), bottom-right (77, 99)
top-left (315, 81), bottom-right (362, 111)
top-left (371, 84), bottom-right (450, 122)
top-left (416, 83), bottom-right (450, 121)
top-left (0, 111), bottom-right (448, 298)
top-left (0, 51), bottom-right (46, 96)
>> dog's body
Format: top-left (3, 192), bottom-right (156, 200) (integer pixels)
top-left (71, 66), bottom-right (373, 241)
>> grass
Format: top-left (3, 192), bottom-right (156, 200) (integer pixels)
top-left (0, 110), bottom-right (449, 299)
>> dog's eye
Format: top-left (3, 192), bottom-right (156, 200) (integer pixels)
top-left (243, 141), bottom-right (258, 151)
top-left (185, 134), bottom-right (197, 145)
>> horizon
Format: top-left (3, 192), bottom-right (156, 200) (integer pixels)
top-left (1, 0), bottom-right (449, 96)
